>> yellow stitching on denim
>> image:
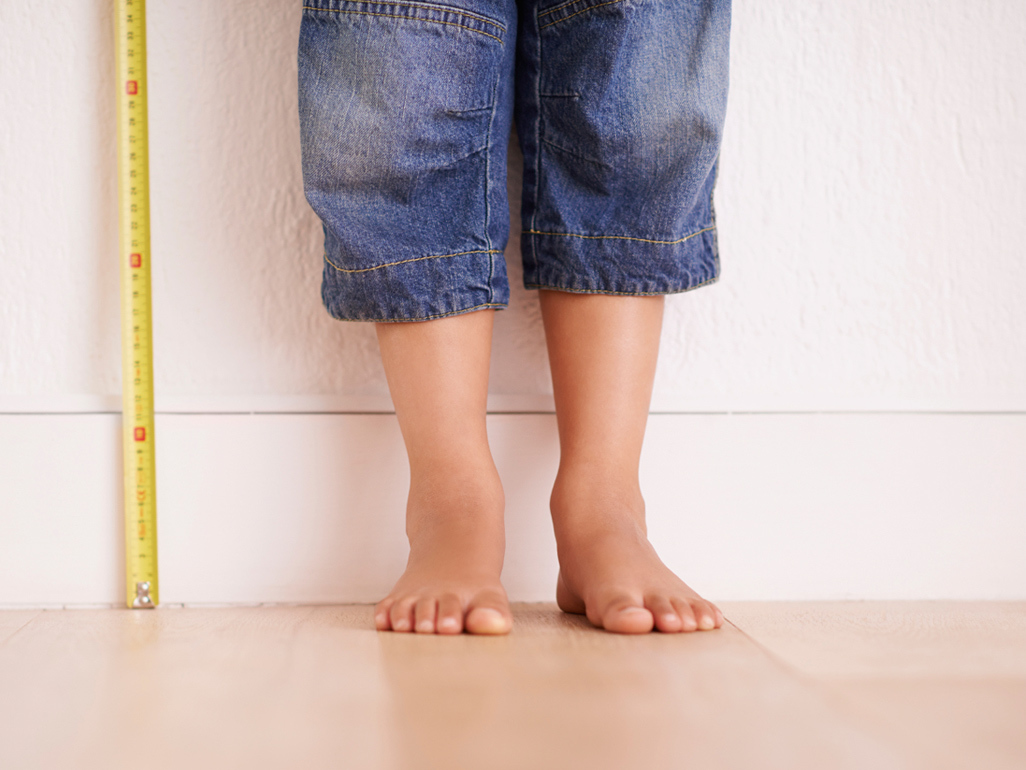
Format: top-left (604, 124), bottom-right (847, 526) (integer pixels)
top-left (370, 302), bottom-right (507, 322)
top-left (304, 1), bottom-right (506, 30)
top-left (522, 225), bottom-right (716, 246)
top-left (525, 274), bottom-right (719, 296)
top-left (538, 0), bottom-right (624, 29)
top-left (384, 0), bottom-right (505, 29)
top-left (324, 248), bottom-right (501, 274)
top-left (302, 7), bottom-right (504, 43)
top-left (538, 0), bottom-right (579, 17)
top-left (304, 1), bottom-right (505, 29)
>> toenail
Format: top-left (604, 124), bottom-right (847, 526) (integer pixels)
top-left (469, 608), bottom-right (510, 632)
top-left (698, 616), bottom-right (714, 629)
top-left (416, 621), bottom-right (433, 633)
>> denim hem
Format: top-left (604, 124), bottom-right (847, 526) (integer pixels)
top-left (321, 247), bottom-right (510, 323)
top-left (520, 225), bottom-right (721, 295)
top-left (362, 301), bottom-right (508, 323)
top-left (524, 275), bottom-right (719, 296)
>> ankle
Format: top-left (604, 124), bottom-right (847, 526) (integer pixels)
top-left (408, 449), bottom-right (501, 494)
top-left (552, 465), bottom-right (644, 506)
top-left (405, 462), bottom-right (505, 541)
top-left (550, 469), bottom-right (647, 536)
top-left (404, 501), bottom-right (507, 572)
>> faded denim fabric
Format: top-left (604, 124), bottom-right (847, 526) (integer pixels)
top-left (299, 0), bottom-right (731, 322)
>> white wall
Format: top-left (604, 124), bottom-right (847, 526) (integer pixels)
top-left (3, 0), bottom-right (1025, 409)
top-left (1, 1), bottom-right (1025, 604)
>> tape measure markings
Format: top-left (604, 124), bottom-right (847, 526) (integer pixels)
top-left (116, 0), bottom-right (158, 609)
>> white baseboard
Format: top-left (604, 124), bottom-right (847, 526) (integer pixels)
top-left (10, 394), bottom-right (1021, 416)
top-left (2, 413), bottom-right (1024, 606)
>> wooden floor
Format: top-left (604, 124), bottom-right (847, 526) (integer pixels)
top-left (1, 603), bottom-right (1023, 770)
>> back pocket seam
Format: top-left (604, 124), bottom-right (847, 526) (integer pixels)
top-left (303, 1), bottom-right (505, 43)
top-left (538, 0), bottom-right (626, 30)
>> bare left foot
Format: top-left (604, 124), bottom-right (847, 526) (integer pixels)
top-left (551, 473), bottom-right (724, 635)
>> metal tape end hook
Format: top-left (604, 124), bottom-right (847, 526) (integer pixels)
top-left (132, 581), bottom-right (155, 608)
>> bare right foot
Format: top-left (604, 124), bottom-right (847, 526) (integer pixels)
top-left (374, 460), bottom-right (512, 635)
top-left (373, 309), bottom-right (510, 635)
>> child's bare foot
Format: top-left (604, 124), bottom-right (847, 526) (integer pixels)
top-left (551, 472), bottom-right (724, 635)
top-left (373, 309), bottom-right (511, 635)
top-left (374, 461), bottom-right (512, 635)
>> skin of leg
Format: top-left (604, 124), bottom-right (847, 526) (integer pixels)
top-left (373, 308), bottom-right (512, 635)
top-left (538, 289), bottom-right (724, 634)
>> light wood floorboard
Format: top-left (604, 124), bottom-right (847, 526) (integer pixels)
top-left (721, 602), bottom-right (1026, 770)
top-left (2, 603), bottom-right (1022, 769)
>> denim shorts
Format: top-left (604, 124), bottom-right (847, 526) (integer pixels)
top-left (298, 0), bottom-right (731, 322)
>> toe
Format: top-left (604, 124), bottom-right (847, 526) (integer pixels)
top-left (692, 599), bottom-right (717, 631)
top-left (671, 598), bottom-right (699, 631)
top-left (374, 598), bottom-right (394, 631)
top-left (602, 597), bottom-right (655, 634)
top-left (646, 595), bottom-right (683, 633)
top-left (466, 608), bottom-right (509, 635)
top-left (436, 593), bottom-right (463, 635)
top-left (465, 590), bottom-right (512, 635)
top-left (414, 597), bottom-right (437, 634)
top-left (389, 597), bottom-right (416, 633)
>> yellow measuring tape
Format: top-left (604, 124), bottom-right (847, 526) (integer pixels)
top-left (115, 0), bottom-right (158, 608)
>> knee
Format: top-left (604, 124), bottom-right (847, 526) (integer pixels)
top-left (298, 12), bottom-right (505, 214)
top-left (538, 3), bottom-right (729, 172)
top-left (562, 64), bottom-right (727, 174)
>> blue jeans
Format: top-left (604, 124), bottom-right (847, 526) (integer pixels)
top-left (298, 0), bottom-right (731, 322)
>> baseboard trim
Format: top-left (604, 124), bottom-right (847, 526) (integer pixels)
top-left (4, 394), bottom-right (1024, 416)
top-left (2, 412), bottom-right (1024, 605)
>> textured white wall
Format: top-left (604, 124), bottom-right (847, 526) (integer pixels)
top-left (2, 1), bottom-right (1024, 410)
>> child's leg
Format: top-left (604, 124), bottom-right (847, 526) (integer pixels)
top-left (373, 309), bottom-right (511, 635)
top-left (539, 290), bottom-right (724, 635)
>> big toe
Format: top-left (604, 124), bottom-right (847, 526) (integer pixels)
top-left (602, 604), bottom-right (655, 634)
top-left (465, 592), bottom-right (512, 635)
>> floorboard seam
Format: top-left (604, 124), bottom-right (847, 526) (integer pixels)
top-left (0, 611), bottom-right (43, 647)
